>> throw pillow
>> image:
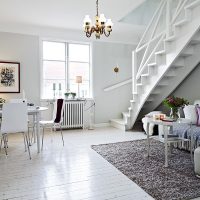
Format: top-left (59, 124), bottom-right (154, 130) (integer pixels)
top-left (196, 106), bottom-right (200, 126)
top-left (183, 105), bottom-right (197, 124)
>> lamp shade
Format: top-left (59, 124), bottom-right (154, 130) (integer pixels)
top-left (76, 76), bottom-right (82, 84)
top-left (83, 15), bottom-right (91, 24)
top-left (106, 19), bottom-right (113, 26)
top-left (100, 14), bottom-right (106, 23)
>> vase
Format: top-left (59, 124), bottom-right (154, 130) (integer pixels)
top-left (170, 107), bottom-right (179, 120)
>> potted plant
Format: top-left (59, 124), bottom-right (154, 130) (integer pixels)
top-left (64, 92), bottom-right (71, 99)
top-left (163, 96), bottom-right (189, 120)
top-left (71, 92), bottom-right (76, 99)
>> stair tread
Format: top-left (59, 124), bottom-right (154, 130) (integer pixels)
top-left (185, 0), bottom-right (200, 9)
top-left (165, 35), bottom-right (176, 42)
top-left (122, 112), bottom-right (129, 116)
top-left (174, 19), bottom-right (189, 27)
top-left (141, 73), bottom-right (149, 77)
top-left (148, 62), bottom-right (157, 66)
top-left (130, 99), bottom-right (136, 103)
top-left (155, 50), bottom-right (166, 55)
top-left (110, 119), bottom-right (126, 125)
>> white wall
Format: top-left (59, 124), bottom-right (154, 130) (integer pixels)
top-left (0, 32), bottom-right (135, 124)
top-left (157, 63), bottom-right (200, 113)
top-left (172, 63), bottom-right (200, 104)
top-left (92, 42), bottom-right (134, 123)
top-left (0, 32), bottom-right (40, 104)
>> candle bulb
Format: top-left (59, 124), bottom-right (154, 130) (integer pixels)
top-left (59, 83), bottom-right (61, 91)
top-left (53, 83), bottom-right (56, 91)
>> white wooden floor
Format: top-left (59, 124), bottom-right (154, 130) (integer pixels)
top-left (0, 127), bottom-right (199, 200)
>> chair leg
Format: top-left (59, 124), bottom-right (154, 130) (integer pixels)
top-left (3, 135), bottom-right (8, 156)
top-left (41, 127), bottom-right (45, 151)
top-left (0, 138), bottom-right (2, 152)
top-left (32, 124), bottom-right (36, 143)
top-left (25, 133), bottom-right (31, 160)
top-left (27, 128), bottom-right (31, 146)
top-left (60, 125), bottom-right (64, 146)
top-left (23, 133), bottom-right (27, 152)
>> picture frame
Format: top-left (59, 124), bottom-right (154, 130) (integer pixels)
top-left (0, 61), bottom-right (20, 93)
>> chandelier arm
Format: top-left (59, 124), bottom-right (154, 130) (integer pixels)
top-left (103, 29), bottom-right (111, 37)
top-left (86, 32), bottom-right (91, 38)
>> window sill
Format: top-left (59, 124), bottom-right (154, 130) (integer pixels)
top-left (40, 98), bottom-right (94, 102)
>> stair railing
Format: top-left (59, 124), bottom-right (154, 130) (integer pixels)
top-left (133, 0), bottom-right (194, 93)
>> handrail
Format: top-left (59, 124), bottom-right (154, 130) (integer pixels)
top-left (136, 0), bottom-right (165, 52)
top-left (104, 78), bottom-right (132, 92)
top-left (137, 32), bottom-right (164, 73)
top-left (136, 34), bottom-right (165, 80)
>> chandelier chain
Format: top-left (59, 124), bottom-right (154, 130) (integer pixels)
top-left (96, 0), bottom-right (99, 16)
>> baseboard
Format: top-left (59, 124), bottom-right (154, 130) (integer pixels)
top-left (94, 123), bottom-right (110, 128)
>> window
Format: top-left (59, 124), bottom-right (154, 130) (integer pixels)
top-left (41, 41), bottom-right (91, 99)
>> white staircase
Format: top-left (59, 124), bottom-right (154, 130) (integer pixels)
top-left (110, 0), bottom-right (200, 131)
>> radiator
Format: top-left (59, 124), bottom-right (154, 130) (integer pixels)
top-left (62, 100), bottom-right (85, 129)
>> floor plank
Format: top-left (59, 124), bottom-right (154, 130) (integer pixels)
top-left (0, 127), bottom-right (196, 200)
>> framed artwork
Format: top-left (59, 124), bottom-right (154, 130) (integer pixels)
top-left (0, 61), bottom-right (20, 93)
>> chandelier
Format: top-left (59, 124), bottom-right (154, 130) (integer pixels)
top-left (83, 0), bottom-right (113, 39)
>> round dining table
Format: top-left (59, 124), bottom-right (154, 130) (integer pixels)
top-left (0, 106), bottom-right (48, 153)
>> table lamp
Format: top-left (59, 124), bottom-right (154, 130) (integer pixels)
top-left (76, 76), bottom-right (82, 98)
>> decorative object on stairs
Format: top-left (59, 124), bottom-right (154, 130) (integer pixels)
top-left (163, 96), bottom-right (189, 120)
top-left (83, 0), bottom-right (113, 39)
top-left (194, 147), bottom-right (200, 178)
top-left (92, 139), bottom-right (200, 200)
top-left (76, 76), bottom-right (82, 98)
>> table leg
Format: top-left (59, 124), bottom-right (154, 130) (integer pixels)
top-left (164, 125), bottom-right (168, 167)
top-left (147, 122), bottom-right (150, 157)
top-left (36, 112), bottom-right (40, 153)
top-left (190, 123), bottom-right (194, 162)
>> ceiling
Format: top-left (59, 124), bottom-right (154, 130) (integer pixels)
top-left (120, 0), bottom-right (161, 26)
top-left (0, 0), bottom-right (147, 44)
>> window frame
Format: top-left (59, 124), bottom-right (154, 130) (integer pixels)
top-left (40, 38), bottom-right (92, 100)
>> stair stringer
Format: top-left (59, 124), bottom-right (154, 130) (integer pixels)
top-left (138, 42), bottom-right (200, 119)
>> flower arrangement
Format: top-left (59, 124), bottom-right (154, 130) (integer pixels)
top-left (163, 96), bottom-right (189, 109)
top-left (163, 96), bottom-right (189, 119)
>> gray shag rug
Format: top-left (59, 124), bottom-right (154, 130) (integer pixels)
top-left (91, 139), bottom-right (200, 200)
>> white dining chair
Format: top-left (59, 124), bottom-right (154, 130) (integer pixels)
top-left (40, 99), bottom-right (65, 150)
top-left (0, 103), bottom-right (31, 159)
top-left (9, 98), bottom-right (36, 145)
